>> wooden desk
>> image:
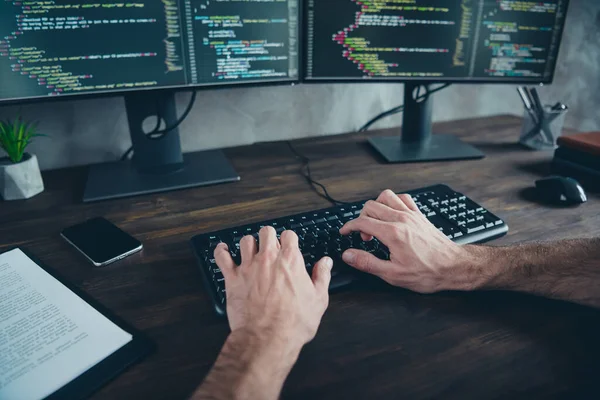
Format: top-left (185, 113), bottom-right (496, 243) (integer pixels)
top-left (2, 115), bottom-right (600, 399)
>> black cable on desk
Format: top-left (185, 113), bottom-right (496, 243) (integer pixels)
top-left (120, 91), bottom-right (198, 161)
top-left (358, 84), bottom-right (451, 132)
top-left (286, 141), bottom-right (351, 206)
top-left (287, 85), bottom-right (451, 205)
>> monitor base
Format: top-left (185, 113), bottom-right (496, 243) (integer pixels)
top-left (83, 150), bottom-right (240, 202)
top-left (368, 135), bottom-right (485, 163)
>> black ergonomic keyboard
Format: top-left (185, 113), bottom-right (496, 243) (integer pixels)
top-left (191, 184), bottom-right (508, 315)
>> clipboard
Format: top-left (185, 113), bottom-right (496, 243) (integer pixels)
top-left (9, 249), bottom-right (155, 400)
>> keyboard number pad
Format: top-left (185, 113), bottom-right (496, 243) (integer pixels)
top-left (421, 191), bottom-right (504, 236)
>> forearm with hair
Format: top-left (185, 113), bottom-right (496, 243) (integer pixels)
top-left (190, 329), bottom-right (302, 400)
top-left (469, 238), bottom-right (600, 308)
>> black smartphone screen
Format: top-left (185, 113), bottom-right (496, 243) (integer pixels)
top-left (61, 217), bottom-right (142, 266)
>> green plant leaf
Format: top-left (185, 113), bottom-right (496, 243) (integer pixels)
top-left (0, 118), bottom-right (42, 163)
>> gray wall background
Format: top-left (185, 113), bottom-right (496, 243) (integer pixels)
top-left (1, 0), bottom-right (598, 171)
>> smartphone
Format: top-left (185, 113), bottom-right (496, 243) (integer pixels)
top-left (61, 217), bottom-right (143, 267)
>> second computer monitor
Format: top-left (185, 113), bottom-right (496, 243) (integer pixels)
top-left (304, 0), bottom-right (569, 83)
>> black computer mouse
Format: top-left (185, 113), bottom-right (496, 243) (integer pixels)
top-left (535, 176), bottom-right (587, 205)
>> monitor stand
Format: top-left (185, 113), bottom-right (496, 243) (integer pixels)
top-left (83, 92), bottom-right (240, 203)
top-left (368, 83), bottom-right (485, 163)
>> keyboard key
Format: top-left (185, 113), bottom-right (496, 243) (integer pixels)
top-left (208, 235), bottom-right (221, 246)
top-left (373, 247), bottom-right (389, 260)
top-left (305, 262), bottom-right (314, 273)
top-left (466, 222), bottom-right (485, 233)
top-left (484, 214), bottom-right (502, 225)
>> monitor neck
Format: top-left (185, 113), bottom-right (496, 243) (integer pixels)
top-left (402, 82), bottom-right (434, 144)
top-left (125, 92), bottom-right (184, 174)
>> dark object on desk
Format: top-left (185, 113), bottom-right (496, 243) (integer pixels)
top-left (191, 184), bottom-right (508, 316)
top-left (551, 157), bottom-right (600, 192)
top-left (557, 131), bottom-right (600, 156)
top-left (535, 176), bottom-right (587, 205)
top-left (554, 146), bottom-right (600, 171)
top-left (61, 217), bottom-right (143, 267)
top-left (552, 132), bottom-right (600, 191)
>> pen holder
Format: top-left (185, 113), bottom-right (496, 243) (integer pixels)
top-left (519, 105), bottom-right (567, 150)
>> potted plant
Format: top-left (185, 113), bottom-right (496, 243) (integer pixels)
top-left (0, 118), bottom-right (45, 200)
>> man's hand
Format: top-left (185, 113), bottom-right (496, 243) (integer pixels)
top-left (339, 189), bottom-right (600, 309)
top-left (215, 227), bottom-right (332, 344)
top-left (339, 189), bottom-right (479, 293)
top-left (192, 227), bottom-right (332, 400)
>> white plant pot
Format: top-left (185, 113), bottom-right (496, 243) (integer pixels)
top-left (0, 153), bottom-right (44, 200)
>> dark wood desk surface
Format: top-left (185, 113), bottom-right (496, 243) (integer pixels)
top-left (2, 115), bottom-right (600, 399)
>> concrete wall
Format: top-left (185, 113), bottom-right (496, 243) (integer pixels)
top-left (1, 0), bottom-right (598, 171)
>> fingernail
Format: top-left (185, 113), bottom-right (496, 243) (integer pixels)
top-left (324, 257), bottom-right (333, 270)
top-left (342, 250), bottom-right (355, 264)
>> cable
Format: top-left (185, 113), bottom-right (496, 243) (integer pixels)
top-left (358, 83), bottom-right (451, 132)
top-left (287, 84), bottom-right (451, 205)
top-left (120, 90), bottom-right (198, 161)
top-left (286, 141), bottom-right (351, 206)
top-left (358, 104), bottom-right (405, 133)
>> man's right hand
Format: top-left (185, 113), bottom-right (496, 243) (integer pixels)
top-left (339, 189), bottom-right (482, 294)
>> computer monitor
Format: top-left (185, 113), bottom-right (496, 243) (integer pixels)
top-left (304, 0), bottom-right (570, 162)
top-left (0, 0), bottom-right (300, 201)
